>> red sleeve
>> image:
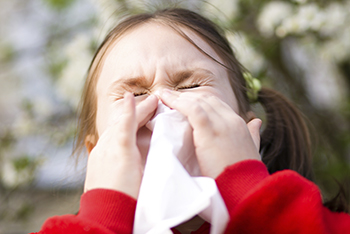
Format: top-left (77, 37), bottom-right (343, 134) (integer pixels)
top-left (34, 189), bottom-right (136, 234)
top-left (216, 160), bottom-right (350, 234)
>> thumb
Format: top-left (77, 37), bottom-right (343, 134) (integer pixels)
top-left (247, 118), bottom-right (262, 151)
top-left (136, 94), bottom-right (158, 129)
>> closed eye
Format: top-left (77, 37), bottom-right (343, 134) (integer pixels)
top-left (133, 91), bottom-right (148, 97)
top-left (177, 84), bottom-right (200, 90)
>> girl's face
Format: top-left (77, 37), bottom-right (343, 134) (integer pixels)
top-left (93, 22), bottom-right (239, 160)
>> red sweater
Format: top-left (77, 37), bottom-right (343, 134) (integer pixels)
top-left (34, 160), bottom-right (350, 234)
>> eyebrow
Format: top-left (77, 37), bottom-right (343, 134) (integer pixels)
top-left (109, 68), bottom-right (214, 91)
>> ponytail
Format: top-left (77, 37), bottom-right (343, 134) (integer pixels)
top-left (257, 87), bottom-right (313, 180)
top-left (257, 87), bottom-right (350, 212)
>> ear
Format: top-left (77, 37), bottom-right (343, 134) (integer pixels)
top-left (85, 135), bottom-right (97, 154)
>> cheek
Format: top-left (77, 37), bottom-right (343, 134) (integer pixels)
top-left (216, 77), bottom-right (240, 113)
top-left (218, 87), bottom-right (240, 113)
top-left (95, 100), bottom-right (124, 136)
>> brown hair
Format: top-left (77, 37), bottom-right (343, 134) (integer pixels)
top-left (75, 8), bottom-right (312, 176)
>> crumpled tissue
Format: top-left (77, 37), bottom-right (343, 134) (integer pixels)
top-left (133, 102), bottom-right (229, 234)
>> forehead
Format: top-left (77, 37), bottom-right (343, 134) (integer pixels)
top-left (106, 21), bottom-right (223, 62)
top-left (96, 22), bottom-right (225, 88)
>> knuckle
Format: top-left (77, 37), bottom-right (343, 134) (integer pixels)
top-left (193, 107), bottom-right (211, 127)
top-left (192, 104), bottom-right (204, 116)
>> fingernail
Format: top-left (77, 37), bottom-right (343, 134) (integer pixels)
top-left (146, 94), bottom-right (156, 100)
top-left (153, 90), bottom-right (160, 98)
top-left (160, 89), bottom-right (172, 97)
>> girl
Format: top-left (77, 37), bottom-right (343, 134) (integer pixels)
top-left (34, 8), bottom-right (350, 234)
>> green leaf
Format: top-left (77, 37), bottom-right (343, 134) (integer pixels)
top-left (12, 156), bottom-right (38, 172)
top-left (42, 0), bottom-right (76, 11)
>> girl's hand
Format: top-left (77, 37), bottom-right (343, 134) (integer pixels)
top-left (159, 89), bottom-right (261, 179)
top-left (84, 93), bottom-right (158, 199)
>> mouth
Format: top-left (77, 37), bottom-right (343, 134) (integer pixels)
top-left (137, 126), bottom-right (153, 167)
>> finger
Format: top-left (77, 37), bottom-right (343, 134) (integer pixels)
top-left (160, 89), bottom-right (237, 133)
top-left (117, 92), bottom-right (137, 146)
top-left (136, 94), bottom-right (158, 128)
top-left (159, 89), bottom-right (213, 131)
top-left (247, 118), bottom-right (262, 150)
top-left (122, 91), bottom-right (136, 126)
top-left (158, 88), bottom-right (180, 106)
top-left (159, 89), bottom-right (229, 117)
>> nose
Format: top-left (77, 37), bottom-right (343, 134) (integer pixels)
top-left (147, 83), bottom-right (170, 98)
top-left (147, 68), bottom-right (173, 96)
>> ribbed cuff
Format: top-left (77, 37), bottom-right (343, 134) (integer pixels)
top-left (79, 189), bottom-right (136, 234)
top-left (215, 160), bottom-right (269, 213)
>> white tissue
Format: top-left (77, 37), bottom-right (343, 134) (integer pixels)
top-left (133, 102), bottom-right (229, 234)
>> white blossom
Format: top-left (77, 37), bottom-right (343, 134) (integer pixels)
top-left (318, 2), bottom-right (350, 62)
top-left (278, 16), bottom-right (302, 36)
top-left (277, 3), bottom-right (325, 36)
top-left (257, 1), bottom-right (293, 37)
top-left (258, 2), bottom-right (348, 38)
top-left (284, 39), bottom-right (348, 110)
top-left (296, 3), bottom-right (324, 31)
top-left (1, 158), bottom-right (36, 188)
top-left (226, 32), bottom-right (265, 74)
top-left (319, 2), bottom-right (348, 36)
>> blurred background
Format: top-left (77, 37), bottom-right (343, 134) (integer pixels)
top-left (0, 0), bottom-right (349, 233)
